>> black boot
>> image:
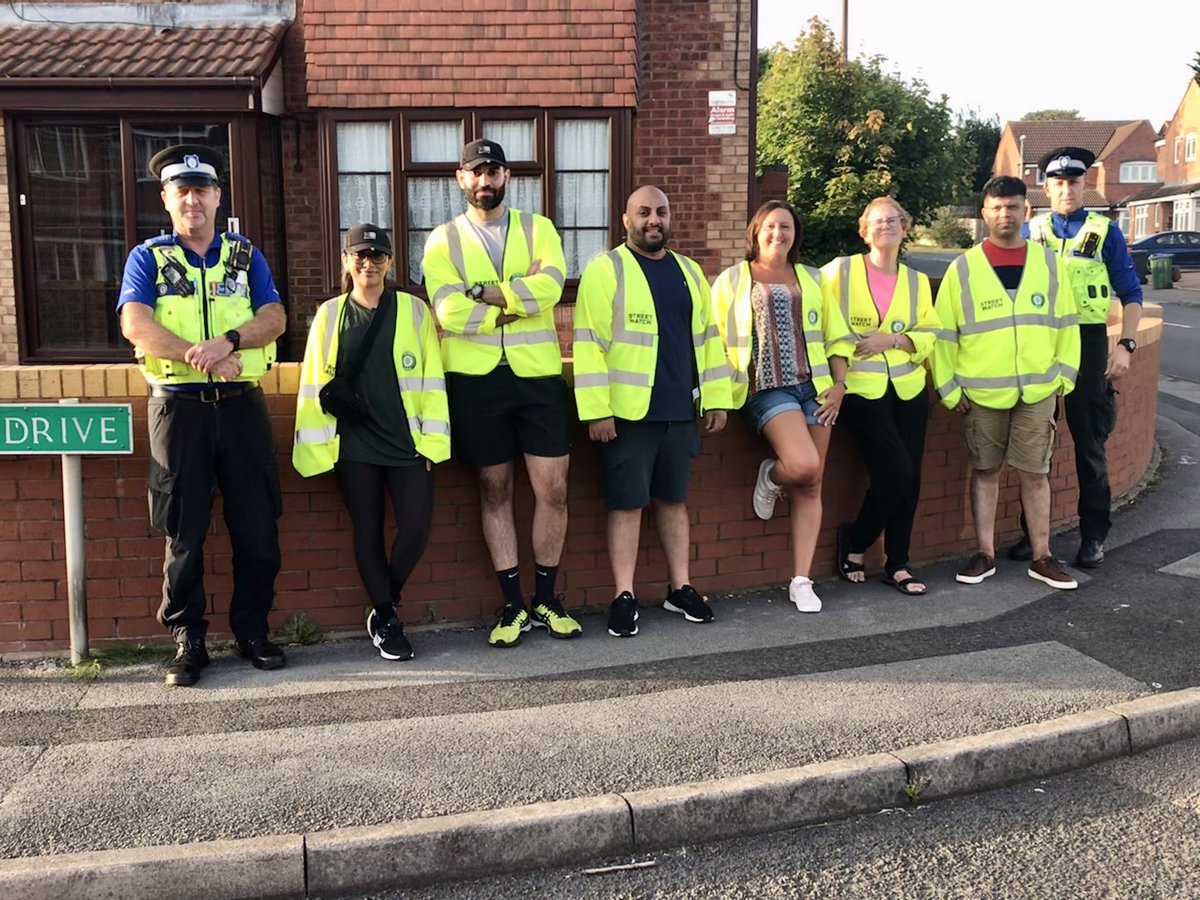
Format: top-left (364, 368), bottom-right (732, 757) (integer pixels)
top-left (165, 638), bottom-right (209, 687)
top-left (1076, 539), bottom-right (1105, 568)
top-left (234, 636), bottom-right (287, 671)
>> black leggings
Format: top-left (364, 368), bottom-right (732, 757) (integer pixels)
top-left (335, 460), bottom-right (434, 616)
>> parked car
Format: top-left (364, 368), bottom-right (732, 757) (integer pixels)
top-left (1128, 231), bottom-right (1200, 283)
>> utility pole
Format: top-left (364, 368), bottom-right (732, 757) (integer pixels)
top-left (841, 0), bottom-right (849, 63)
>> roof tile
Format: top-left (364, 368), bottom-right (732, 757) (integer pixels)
top-left (0, 23), bottom-right (285, 80)
top-left (303, 0), bottom-right (638, 109)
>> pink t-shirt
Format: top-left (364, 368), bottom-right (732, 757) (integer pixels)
top-left (865, 262), bottom-right (898, 321)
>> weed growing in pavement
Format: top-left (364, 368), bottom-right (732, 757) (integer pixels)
top-left (64, 643), bottom-right (170, 680)
top-left (425, 603), bottom-right (438, 622)
top-left (904, 775), bottom-right (932, 804)
top-left (281, 612), bottom-right (323, 645)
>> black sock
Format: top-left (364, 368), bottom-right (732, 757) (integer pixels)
top-left (534, 564), bottom-right (559, 605)
top-left (496, 567), bottom-right (524, 608)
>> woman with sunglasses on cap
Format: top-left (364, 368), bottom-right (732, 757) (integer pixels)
top-left (712, 200), bottom-right (847, 615)
top-left (821, 197), bottom-right (940, 597)
top-left (294, 224), bottom-right (450, 660)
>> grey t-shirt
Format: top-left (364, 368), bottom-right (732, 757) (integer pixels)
top-left (468, 215), bottom-right (509, 276)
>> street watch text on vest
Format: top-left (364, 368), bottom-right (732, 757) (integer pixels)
top-left (711, 261), bottom-right (831, 409)
top-left (574, 246), bottom-right (733, 422)
top-left (140, 233), bottom-right (275, 384)
top-left (1029, 211), bottom-right (1112, 325)
top-left (820, 255), bottom-right (940, 402)
top-left (932, 242), bottom-right (1081, 411)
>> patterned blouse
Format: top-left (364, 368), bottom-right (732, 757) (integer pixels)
top-left (750, 281), bottom-right (810, 393)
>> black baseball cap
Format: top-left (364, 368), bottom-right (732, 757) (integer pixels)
top-left (149, 143), bottom-right (224, 187)
top-left (344, 223), bottom-right (392, 254)
top-left (460, 139), bottom-right (507, 170)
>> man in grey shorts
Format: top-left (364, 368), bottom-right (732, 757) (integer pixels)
top-left (574, 185), bottom-right (733, 637)
top-left (931, 175), bottom-right (1081, 590)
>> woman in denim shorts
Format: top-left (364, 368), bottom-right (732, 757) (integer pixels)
top-left (712, 201), bottom-right (847, 613)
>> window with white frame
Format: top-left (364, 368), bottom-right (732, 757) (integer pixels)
top-left (1034, 168), bottom-right (1045, 185)
top-left (1174, 199), bottom-right (1194, 232)
top-left (1176, 137), bottom-right (1183, 164)
top-left (1187, 133), bottom-right (1197, 162)
top-left (1117, 209), bottom-right (1130, 236)
top-left (1119, 161), bottom-right (1157, 183)
top-left (332, 111), bottom-right (625, 288)
top-left (1134, 205), bottom-right (1148, 238)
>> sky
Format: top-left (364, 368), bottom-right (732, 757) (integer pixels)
top-left (757, 0), bottom-right (1199, 127)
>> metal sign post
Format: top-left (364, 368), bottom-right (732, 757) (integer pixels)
top-left (1, 399), bottom-right (134, 664)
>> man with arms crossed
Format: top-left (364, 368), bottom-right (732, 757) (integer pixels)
top-left (422, 139), bottom-right (580, 646)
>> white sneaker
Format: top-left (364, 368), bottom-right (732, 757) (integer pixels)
top-left (753, 459), bottom-right (785, 520)
top-left (789, 575), bottom-right (822, 613)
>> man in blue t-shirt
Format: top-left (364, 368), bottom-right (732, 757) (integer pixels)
top-left (117, 143), bottom-right (288, 686)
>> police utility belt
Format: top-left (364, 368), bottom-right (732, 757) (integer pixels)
top-left (150, 383), bottom-right (257, 403)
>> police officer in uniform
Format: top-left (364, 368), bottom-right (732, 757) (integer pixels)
top-left (118, 144), bottom-right (287, 686)
top-left (1007, 147), bottom-right (1143, 568)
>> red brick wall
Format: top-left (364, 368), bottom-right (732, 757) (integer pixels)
top-left (0, 317), bottom-right (1162, 653)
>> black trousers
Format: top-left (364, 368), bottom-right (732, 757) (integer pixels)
top-left (335, 460), bottom-right (434, 616)
top-left (147, 388), bottom-right (282, 643)
top-left (839, 385), bottom-right (930, 575)
top-left (1065, 324), bottom-right (1117, 543)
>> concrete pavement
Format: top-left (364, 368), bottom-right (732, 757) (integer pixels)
top-left (2, 414), bottom-right (1200, 898)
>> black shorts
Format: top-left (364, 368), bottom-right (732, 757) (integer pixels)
top-left (447, 367), bottom-right (571, 467)
top-left (599, 418), bottom-right (700, 510)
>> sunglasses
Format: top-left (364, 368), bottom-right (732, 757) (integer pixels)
top-left (349, 249), bottom-right (389, 263)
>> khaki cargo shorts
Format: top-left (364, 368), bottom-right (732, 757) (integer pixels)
top-left (963, 395), bottom-right (1057, 474)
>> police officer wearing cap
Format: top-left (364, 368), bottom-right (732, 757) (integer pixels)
top-left (118, 143), bottom-right (288, 686)
top-left (1009, 146), bottom-right (1143, 569)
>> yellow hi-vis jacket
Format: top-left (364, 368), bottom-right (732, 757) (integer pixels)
top-left (292, 291), bottom-right (450, 477)
top-left (574, 246), bottom-right (733, 422)
top-left (932, 242), bottom-right (1080, 411)
top-left (710, 261), bottom-right (832, 409)
top-left (1028, 211), bottom-right (1114, 325)
top-left (820, 254), bottom-right (940, 401)
top-left (140, 233), bottom-right (276, 384)
top-left (421, 208), bottom-right (567, 376)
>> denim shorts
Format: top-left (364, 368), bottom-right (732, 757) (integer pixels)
top-left (743, 382), bottom-right (821, 434)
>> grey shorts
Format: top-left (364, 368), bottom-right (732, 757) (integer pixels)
top-left (599, 418), bottom-right (700, 510)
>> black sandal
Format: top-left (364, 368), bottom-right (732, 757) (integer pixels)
top-left (883, 570), bottom-right (927, 596)
top-left (837, 525), bottom-right (866, 584)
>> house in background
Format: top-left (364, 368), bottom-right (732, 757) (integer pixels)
top-left (992, 118), bottom-right (1159, 234)
top-left (1125, 77), bottom-right (1200, 240)
top-left (0, 0), bottom-right (759, 365)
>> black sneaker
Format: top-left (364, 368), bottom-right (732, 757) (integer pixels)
top-left (607, 591), bottom-right (639, 637)
top-left (164, 639), bottom-right (209, 687)
top-left (233, 636), bottom-right (287, 671)
top-left (375, 617), bottom-right (414, 661)
top-left (662, 584), bottom-right (715, 623)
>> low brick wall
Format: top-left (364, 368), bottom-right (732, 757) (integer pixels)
top-left (0, 315), bottom-right (1162, 653)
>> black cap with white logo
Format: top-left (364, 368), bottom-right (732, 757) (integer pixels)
top-left (344, 223), bottom-right (392, 254)
top-left (149, 143), bottom-right (224, 187)
top-left (460, 139), bottom-right (507, 170)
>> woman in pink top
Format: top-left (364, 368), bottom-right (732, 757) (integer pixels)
top-left (821, 198), bottom-right (941, 596)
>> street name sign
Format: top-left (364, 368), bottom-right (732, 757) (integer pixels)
top-left (0, 403), bottom-right (133, 455)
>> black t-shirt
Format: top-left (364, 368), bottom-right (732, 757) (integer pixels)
top-left (336, 291), bottom-right (419, 466)
top-left (632, 252), bottom-right (697, 422)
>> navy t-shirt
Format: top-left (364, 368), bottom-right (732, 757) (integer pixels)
top-left (631, 252), bottom-right (697, 422)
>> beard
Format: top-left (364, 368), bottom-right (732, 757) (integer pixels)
top-left (630, 223), bottom-right (669, 254)
top-left (466, 182), bottom-right (506, 211)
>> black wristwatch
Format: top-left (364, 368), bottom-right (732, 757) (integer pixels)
top-left (468, 283), bottom-right (485, 301)
top-left (1118, 338), bottom-right (1137, 354)
top-left (224, 329), bottom-right (242, 352)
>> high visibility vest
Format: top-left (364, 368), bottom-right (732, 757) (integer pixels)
top-left (932, 242), bottom-right (1081, 411)
top-left (139, 233), bottom-right (275, 384)
top-left (710, 260), bottom-right (832, 409)
top-left (292, 291), bottom-right (451, 477)
top-left (820, 255), bottom-right (940, 401)
top-left (1028, 211), bottom-right (1113, 325)
top-left (422, 208), bottom-right (566, 377)
top-left (574, 246), bottom-right (733, 422)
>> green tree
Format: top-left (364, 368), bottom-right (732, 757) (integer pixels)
top-left (757, 19), bottom-right (967, 263)
top-left (1192, 50), bottom-right (1200, 80)
top-left (1020, 109), bottom-right (1082, 120)
top-left (954, 111), bottom-right (1001, 200)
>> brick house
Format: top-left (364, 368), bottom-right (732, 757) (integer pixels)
top-left (1124, 77), bottom-right (1200, 239)
top-left (0, 0), bottom-right (758, 365)
top-left (992, 118), bottom-right (1159, 234)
